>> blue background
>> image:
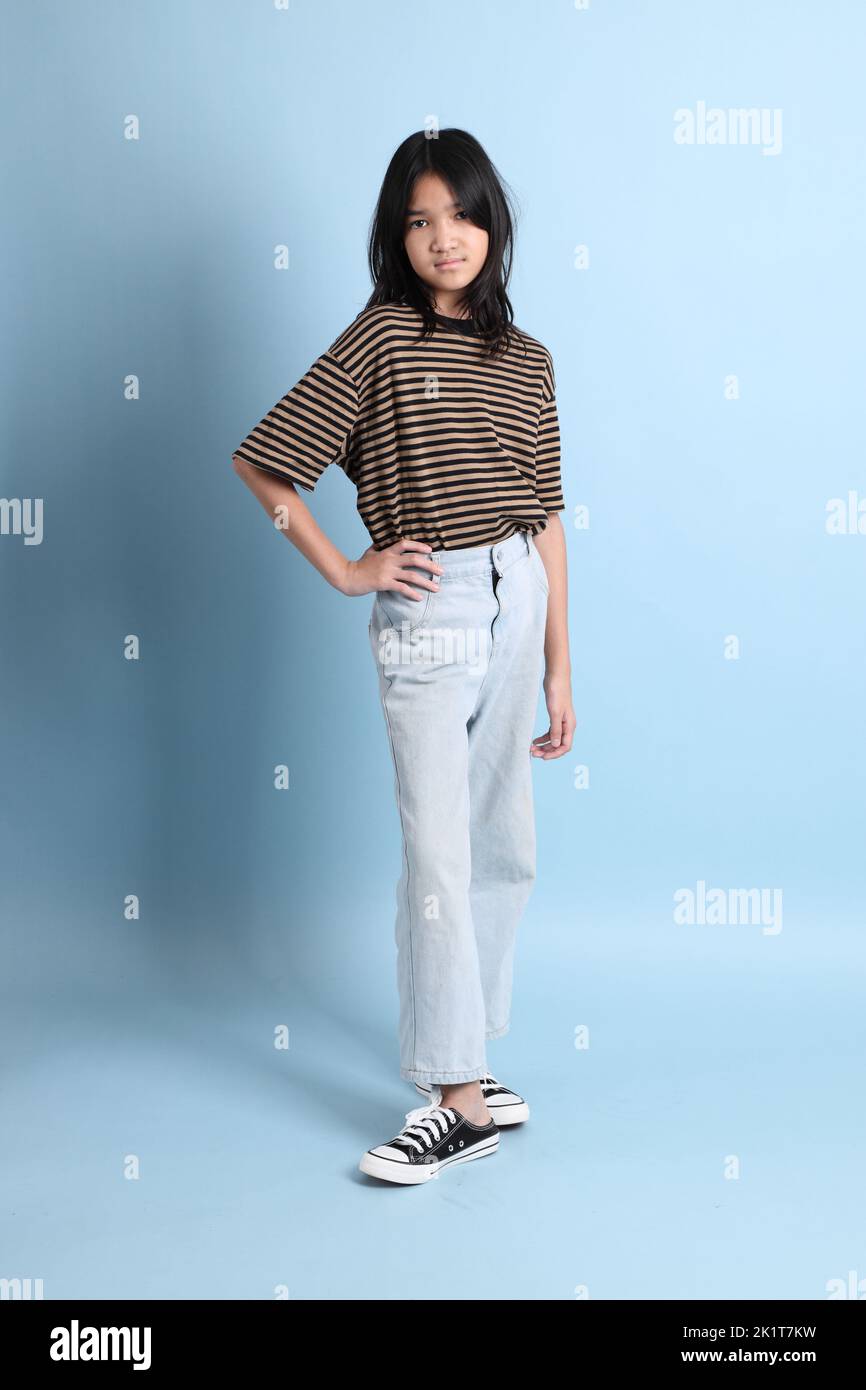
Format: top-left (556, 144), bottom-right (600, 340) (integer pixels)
top-left (2, 0), bottom-right (865, 1301)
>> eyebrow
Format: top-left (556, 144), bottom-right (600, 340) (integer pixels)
top-left (405, 200), bottom-right (463, 216)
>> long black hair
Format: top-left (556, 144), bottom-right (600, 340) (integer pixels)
top-left (365, 128), bottom-right (528, 361)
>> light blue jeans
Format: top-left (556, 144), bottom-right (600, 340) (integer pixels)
top-left (367, 527), bottom-right (550, 1085)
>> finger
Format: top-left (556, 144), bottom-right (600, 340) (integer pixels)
top-left (546, 719), bottom-right (573, 758)
top-left (400, 577), bottom-right (441, 591)
top-left (535, 722), bottom-right (567, 759)
top-left (395, 557), bottom-right (443, 591)
top-left (412, 554), bottom-right (444, 576)
top-left (396, 538), bottom-right (435, 555)
top-left (391, 573), bottom-right (440, 595)
top-left (542, 739), bottom-right (569, 759)
top-left (388, 582), bottom-right (428, 600)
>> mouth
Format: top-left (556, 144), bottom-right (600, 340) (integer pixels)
top-left (434, 258), bottom-right (464, 269)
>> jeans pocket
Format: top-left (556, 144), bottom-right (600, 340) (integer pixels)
top-left (376, 583), bottom-right (438, 633)
top-left (527, 539), bottom-right (550, 596)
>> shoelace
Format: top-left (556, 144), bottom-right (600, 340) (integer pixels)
top-left (394, 1103), bottom-right (458, 1154)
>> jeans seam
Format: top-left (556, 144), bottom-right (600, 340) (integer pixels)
top-left (486, 1019), bottom-right (509, 1040)
top-left (379, 667), bottom-right (417, 1074)
top-left (402, 1065), bottom-right (488, 1082)
top-left (467, 568), bottom-right (501, 715)
top-left (377, 585), bottom-right (437, 634)
top-left (525, 541), bottom-right (549, 596)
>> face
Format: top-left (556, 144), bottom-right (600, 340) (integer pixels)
top-left (402, 172), bottom-right (489, 316)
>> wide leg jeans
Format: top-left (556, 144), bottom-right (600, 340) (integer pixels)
top-left (367, 527), bottom-right (550, 1085)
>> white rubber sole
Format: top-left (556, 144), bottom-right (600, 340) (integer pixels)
top-left (358, 1132), bottom-right (500, 1185)
top-left (414, 1082), bottom-right (530, 1126)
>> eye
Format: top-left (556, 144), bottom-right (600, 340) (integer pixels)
top-left (405, 210), bottom-right (471, 231)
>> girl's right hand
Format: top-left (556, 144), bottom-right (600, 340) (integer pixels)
top-left (341, 538), bottom-right (443, 599)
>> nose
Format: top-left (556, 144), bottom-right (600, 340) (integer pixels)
top-left (430, 221), bottom-right (459, 251)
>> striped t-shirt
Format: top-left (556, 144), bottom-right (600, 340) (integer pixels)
top-left (232, 301), bottom-right (565, 551)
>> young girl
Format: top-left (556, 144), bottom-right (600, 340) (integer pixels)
top-left (232, 128), bottom-right (575, 1185)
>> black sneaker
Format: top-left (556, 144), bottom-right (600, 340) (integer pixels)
top-left (359, 1101), bottom-right (499, 1185)
top-left (413, 1073), bottom-right (530, 1126)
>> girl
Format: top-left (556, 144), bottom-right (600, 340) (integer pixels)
top-left (232, 128), bottom-right (575, 1185)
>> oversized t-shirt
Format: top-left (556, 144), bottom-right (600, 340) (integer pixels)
top-left (232, 301), bottom-right (565, 551)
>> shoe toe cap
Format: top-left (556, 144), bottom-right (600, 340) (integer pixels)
top-left (368, 1143), bottom-right (411, 1163)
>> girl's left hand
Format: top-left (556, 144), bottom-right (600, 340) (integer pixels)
top-left (531, 676), bottom-right (576, 759)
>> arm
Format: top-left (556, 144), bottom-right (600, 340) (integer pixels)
top-left (231, 455), bottom-right (442, 599)
top-left (232, 453), bottom-right (353, 590)
top-left (532, 512), bottom-right (576, 759)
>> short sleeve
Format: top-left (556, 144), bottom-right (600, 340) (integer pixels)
top-left (535, 351), bottom-right (565, 514)
top-left (232, 351), bottom-right (359, 492)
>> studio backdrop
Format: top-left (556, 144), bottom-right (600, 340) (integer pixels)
top-left (2, 0), bottom-right (864, 1301)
